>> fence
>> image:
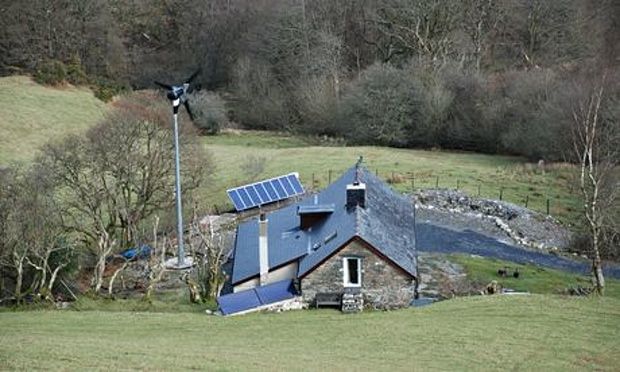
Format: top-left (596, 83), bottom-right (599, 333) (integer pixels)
top-left (298, 168), bottom-right (576, 221)
top-left (212, 168), bottom-right (578, 223)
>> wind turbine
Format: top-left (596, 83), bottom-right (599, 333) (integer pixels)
top-left (155, 69), bottom-right (200, 268)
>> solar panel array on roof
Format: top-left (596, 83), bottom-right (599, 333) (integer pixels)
top-left (227, 173), bottom-right (304, 211)
top-left (217, 279), bottom-right (297, 315)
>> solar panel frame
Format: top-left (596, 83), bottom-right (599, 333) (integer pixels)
top-left (226, 172), bottom-right (304, 211)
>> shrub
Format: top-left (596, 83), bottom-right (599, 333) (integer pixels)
top-left (230, 57), bottom-right (290, 131)
top-left (34, 59), bottom-right (67, 86)
top-left (190, 91), bottom-right (228, 135)
top-left (338, 63), bottom-right (423, 146)
top-left (65, 55), bottom-right (89, 86)
top-left (92, 78), bottom-right (127, 102)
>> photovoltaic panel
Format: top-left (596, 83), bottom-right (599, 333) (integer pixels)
top-left (227, 172), bottom-right (304, 211)
top-left (273, 179), bottom-right (288, 197)
top-left (281, 177), bottom-right (295, 195)
top-left (262, 181), bottom-right (278, 200)
top-left (228, 190), bottom-right (245, 211)
top-left (287, 174), bottom-right (303, 194)
top-left (217, 279), bottom-right (297, 315)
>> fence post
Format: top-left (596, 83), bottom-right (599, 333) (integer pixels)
top-left (499, 187), bottom-right (504, 201)
top-left (524, 195), bottom-right (529, 208)
top-left (435, 176), bottom-right (439, 189)
top-left (477, 184), bottom-right (481, 196)
top-left (375, 168), bottom-right (379, 177)
top-left (412, 173), bottom-right (415, 189)
top-left (312, 173), bottom-right (315, 188)
top-left (546, 198), bottom-right (550, 215)
top-left (328, 169), bottom-right (332, 184)
top-left (456, 179), bottom-right (460, 190)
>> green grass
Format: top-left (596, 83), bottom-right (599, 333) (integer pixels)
top-left (201, 131), bottom-right (580, 223)
top-left (0, 75), bottom-right (580, 222)
top-left (0, 76), bottom-right (106, 164)
top-left (0, 295), bottom-right (618, 370)
top-left (450, 254), bottom-right (620, 298)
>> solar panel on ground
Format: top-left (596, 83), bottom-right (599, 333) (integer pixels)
top-left (227, 172), bottom-right (304, 211)
top-left (217, 279), bottom-right (297, 315)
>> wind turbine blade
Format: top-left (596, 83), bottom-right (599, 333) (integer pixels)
top-left (183, 101), bottom-right (195, 121)
top-left (185, 69), bottom-right (201, 84)
top-left (154, 81), bottom-right (173, 90)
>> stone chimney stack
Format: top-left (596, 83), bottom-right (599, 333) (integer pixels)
top-left (259, 213), bottom-right (269, 286)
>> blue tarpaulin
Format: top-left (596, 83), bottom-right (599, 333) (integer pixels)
top-left (119, 245), bottom-right (152, 260)
top-left (217, 279), bottom-right (297, 315)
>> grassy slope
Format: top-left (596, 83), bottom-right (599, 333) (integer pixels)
top-left (0, 295), bottom-right (618, 371)
top-left (0, 76), bottom-right (106, 164)
top-left (202, 131), bottom-right (580, 223)
top-left (0, 76), bottom-right (579, 221)
top-left (450, 254), bottom-right (620, 298)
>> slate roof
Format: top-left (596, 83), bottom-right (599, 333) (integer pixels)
top-left (231, 165), bottom-right (417, 285)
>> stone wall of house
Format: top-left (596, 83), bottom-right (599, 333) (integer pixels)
top-left (301, 239), bottom-right (416, 310)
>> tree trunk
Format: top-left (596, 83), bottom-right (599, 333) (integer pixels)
top-left (14, 260), bottom-right (23, 303)
top-left (592, 239), bottom-right (605, 295)
top-left (94, 256), bottom-right (106, 294)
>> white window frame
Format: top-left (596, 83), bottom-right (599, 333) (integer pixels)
top-left (342, 257), bottom-right (362, 287)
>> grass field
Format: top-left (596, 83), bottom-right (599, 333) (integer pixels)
top-left (0, 295), bottom-right (618, 371)
top-left (0, 77), bottom-right (580, 222)
top-left (0, 76), bottom-right (106, 164)
top-left (202, 131), bottom-right (580, 223)
top-left (450, 254), bottom-right (620, 298)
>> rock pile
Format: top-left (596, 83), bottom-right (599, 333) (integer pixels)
top-left (414, 189), bottom-right (571, 253)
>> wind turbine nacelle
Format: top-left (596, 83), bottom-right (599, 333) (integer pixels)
top-left (167, 86), bottom-right (184, 101)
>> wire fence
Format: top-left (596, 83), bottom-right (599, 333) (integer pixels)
top-left (297, 168), bottom-right (576, 220)
top-left (212, 168), bottom-right (578, 223)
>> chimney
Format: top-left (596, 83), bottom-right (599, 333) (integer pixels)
top-left (347, 156), bottom-right (366, 209)
top-left (259, 213), bottom-right (269, 285)
top-left (346, 182), bottom-right (366, 209)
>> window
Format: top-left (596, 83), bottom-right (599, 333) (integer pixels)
top-left (343, 257), bottom-right (362, 287)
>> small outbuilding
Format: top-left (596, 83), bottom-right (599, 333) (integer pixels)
top-left (218, 163), bottom-right (418, 315)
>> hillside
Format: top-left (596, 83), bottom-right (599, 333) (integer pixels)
top-left (0, 77), bottom-right (580, 222)
top-left (0, 76), bottom-right (106, 164)
top-left (1, 295), bottom-right (618, 370)
top-left (202, 131), bottom-right (580, 223)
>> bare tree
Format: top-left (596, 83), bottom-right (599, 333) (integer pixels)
top-left (189, 212), bottom-right (236, 301)
top-left (570, 72), bottom-right (619, 295)
top-left (373, 0), bottom-right (460, 65)
top-left (461, 0), bottom-right (501, 71)
top-left (0, 166), bottom-right (73, 303)
top-left (144, 216), bottom-right (169, 303)
top-left (36, 93), bottom-right (212, 294)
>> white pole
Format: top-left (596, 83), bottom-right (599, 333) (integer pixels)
top-left (173, 109), bottom-right (185, 267)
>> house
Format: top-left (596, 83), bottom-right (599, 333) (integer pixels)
top-left (217, 163), bottom-right (418, 315)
